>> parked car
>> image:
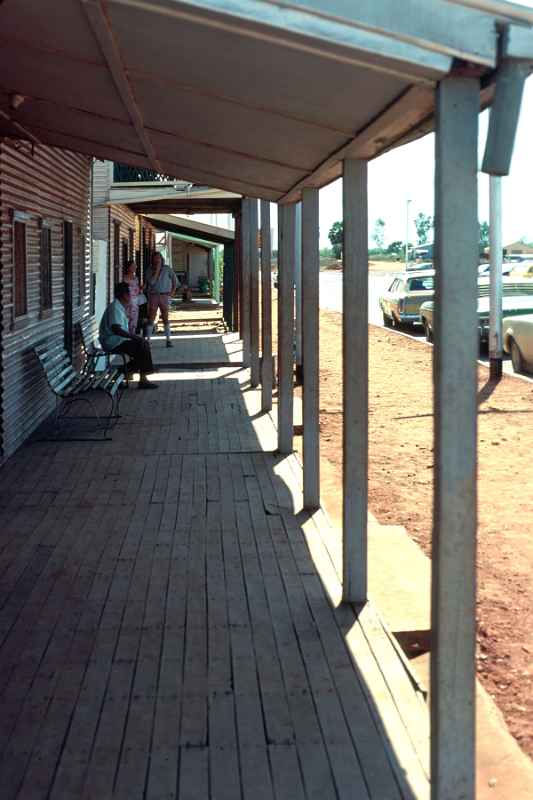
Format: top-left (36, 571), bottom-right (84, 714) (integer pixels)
top-left (406, 260), bottom-right (433, 272)
top-left (477, 262), bottom-right (513, 276)
top-left (503, 314), bottom-right (533, 374)
top-left (379, 270), bottom-right (434, 328)
top-left (419, 277), bottom-right (533, 343)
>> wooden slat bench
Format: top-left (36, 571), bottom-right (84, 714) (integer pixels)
top-left (76, 321), bottom-right (130, 386)
top-left (35, 343), bottom-right (125, 440)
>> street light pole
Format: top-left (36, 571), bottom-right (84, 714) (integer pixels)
top-left (405, 198), bottom-right (412, 268)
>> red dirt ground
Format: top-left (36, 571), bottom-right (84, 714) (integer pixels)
top-left (285, 304), bottom-right (533, 760)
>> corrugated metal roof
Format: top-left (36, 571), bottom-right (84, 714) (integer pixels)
top-left (1, 0), bottom-right (532, 201)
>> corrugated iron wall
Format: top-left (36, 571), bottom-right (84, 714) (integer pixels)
top-left (0, 139), bottom-right (93, 462)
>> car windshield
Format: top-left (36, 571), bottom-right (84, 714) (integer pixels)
top-left (407, 276), bottom-right (434, 292)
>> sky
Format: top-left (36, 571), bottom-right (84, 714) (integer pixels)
top-left (316, 75), bottom-right (533, 249)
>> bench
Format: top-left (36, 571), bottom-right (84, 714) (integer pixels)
top-left (35, 343), bottom-right (125, 440)
top-left (76, 321), bottom-right (131, 386)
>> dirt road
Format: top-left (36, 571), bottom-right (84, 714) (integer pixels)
top-left (278, 299), bottom-right (533, 759)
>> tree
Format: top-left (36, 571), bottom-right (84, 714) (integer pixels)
top-left (386, 240), bottom-right (404, 256)
top-left (414, 212), bottom-right (433, 245)
top-left (479, 220), bottom-right (490, 253)
top-left (372, 217), bottom-right (386, 250)
top-left (328, 221), bottom-right (343, 259)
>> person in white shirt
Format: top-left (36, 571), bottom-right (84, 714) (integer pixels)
top-left (99, 282), bottom-right (157, 389)
top-left (145, 253), bottom-right (177, 347)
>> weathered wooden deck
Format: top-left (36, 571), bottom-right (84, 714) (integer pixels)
top-left (0, 318), bottom-right (430, 799)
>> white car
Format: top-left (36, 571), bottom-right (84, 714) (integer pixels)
top-left (503, 314), bottom-right (533, 374)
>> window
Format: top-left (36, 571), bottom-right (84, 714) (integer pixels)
top-left (40, 223), bottom-right (52, 312)
top-left (407, 277), bottom-right (434, 292)
top-left (78, 227), bottom-right (85, 306)
top-left (113, 220), bottom-right (121, 285)
top-left (14, 220), bottom-right (27, 318)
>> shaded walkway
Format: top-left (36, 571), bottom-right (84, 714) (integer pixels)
top-left (0, 360), bottom-right (429, 798)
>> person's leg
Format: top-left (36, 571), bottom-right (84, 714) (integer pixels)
top-left (146, 293), bottom-right (159, 338)
top-left (112, 340), bottom-right (157, 387)
top-left (159, 295), bottom-right (172, 347)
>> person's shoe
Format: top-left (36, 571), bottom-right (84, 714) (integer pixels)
top-left (166, 339), bottom-right (173, 348)
top-left (138, 379), bottom-right (158, 390)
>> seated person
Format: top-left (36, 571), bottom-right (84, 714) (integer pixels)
top-left (99, 282), bottom-right (158, 390)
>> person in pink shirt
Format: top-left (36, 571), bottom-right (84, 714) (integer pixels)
top-left (123, 259), bottom-right (142, 335)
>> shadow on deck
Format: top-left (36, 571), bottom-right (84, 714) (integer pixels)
top-left (0, 320), bottom-right (430, 799)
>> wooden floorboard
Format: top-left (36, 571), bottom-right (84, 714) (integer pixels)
top-left (0, 330), bottom-right (429, 799)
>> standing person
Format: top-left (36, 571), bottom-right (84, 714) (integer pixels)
top-left (123, 259), bottom-right (142, 335)
top-left (145, 253), bottom-right (177, 347)
top-left (99, 283), bottom-right (157, 389)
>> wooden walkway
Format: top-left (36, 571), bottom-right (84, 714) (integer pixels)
top-left (0, 329), bottom-right (430, 799)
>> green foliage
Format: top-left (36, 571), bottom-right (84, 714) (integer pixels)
top-left (414, 212), bottom-right (433, 245)
top-left (113, 162), bottom-right (176, 182)
top-left (320, 246), bottom-right (334, 258)
top-left (386, 240), bottom-right (404, 256)
top-left (479, 220), bottom-right (490, 250)
top-left (328, 221), bottom-right (343, 259)
top-left (372, 217), bottom-right (386, 250)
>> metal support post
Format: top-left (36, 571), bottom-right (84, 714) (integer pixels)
top-left (294, 201), bottom-right (303, 384)
top-left (260, 200), bottom-right (273, 412)
top-left (302, 188), bottom-right (320, 509)
top-left (489, 176), bottom-right (503, 380)
top-left (241, 198), bottom-right (251, 367)
top-left (342, 158), bottom-right (368, 603)
top-left (278, 203), bottom-right (295, 454)
top-left (249, 198), bottom-right (260, 386)
top-left (432, 75), bottom-right (479, 800)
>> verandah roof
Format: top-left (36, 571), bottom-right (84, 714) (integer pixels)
top-left (1, 0), bottom-right (532, 201)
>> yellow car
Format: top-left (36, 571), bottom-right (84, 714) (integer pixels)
top-left (503, 314), bottom-right (533, 374)
top-left (379, 270), bottom-right (434, 328)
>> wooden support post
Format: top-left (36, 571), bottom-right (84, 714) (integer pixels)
top-left (489, 175), bottom-right (503, 380)
top-left (432, 75), bottom-right (479, 800)
top-left (241, 198), bottom-right (251, 367)
top-left (294, 201), bottom-right (303, 385)
top-left (342, 158), bottom-right (368, 604)
top-left (233, 210), bottom-right (241, 333)
top-left (277, 203), bottom-right (295, 454)
top-left (249, 199), bottom-right (260, 386)
top-left (302, 188), bottom-right (320, 509)
top-left (260, 200), bottom-right (273, 412)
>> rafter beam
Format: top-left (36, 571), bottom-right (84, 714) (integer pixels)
top-left (81, 0), bottom-right (162, 173)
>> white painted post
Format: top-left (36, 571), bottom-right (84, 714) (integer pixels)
top-left (294, 202), bottom-right (303, 384)
top-left (278, 203), bottom-right (295, 454)
top-left (249, 198), bottom-right (260, 386)
top-left (432, 75), bottom-right (479, 800)
top-left (489, 175), bottom-right (503, 380)
top-left (260, 200), bottom-right (273, 412)
top-left (241, 198), bottom-right (251, 367)
top-left (342, 158), bottom-right (368, 604)
top-left (302, 188), bottom-right (320, 509)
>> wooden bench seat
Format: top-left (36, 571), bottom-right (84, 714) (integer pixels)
top-left (34, 343), bottom-right (125, 439)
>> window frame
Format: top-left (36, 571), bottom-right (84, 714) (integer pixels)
top-left (12, 211), bottom-right (29, 323)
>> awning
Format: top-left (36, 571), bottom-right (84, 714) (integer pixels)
top-left (146, 213), bottom-right (235, 245)
top-left (1, 1), bottom-right (533, 201)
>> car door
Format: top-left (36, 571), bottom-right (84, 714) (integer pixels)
top-left (380, 278), bottom-right (397, 315)
top-left (520, 320), bottom-right (533, 363)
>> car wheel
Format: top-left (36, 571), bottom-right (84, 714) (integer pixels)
top-left (383, 312), bottom-right (392, 328)
top-left (510, 339), bottom-right (524, 374)
top-left (423, 320), bottom-right (433, 343)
